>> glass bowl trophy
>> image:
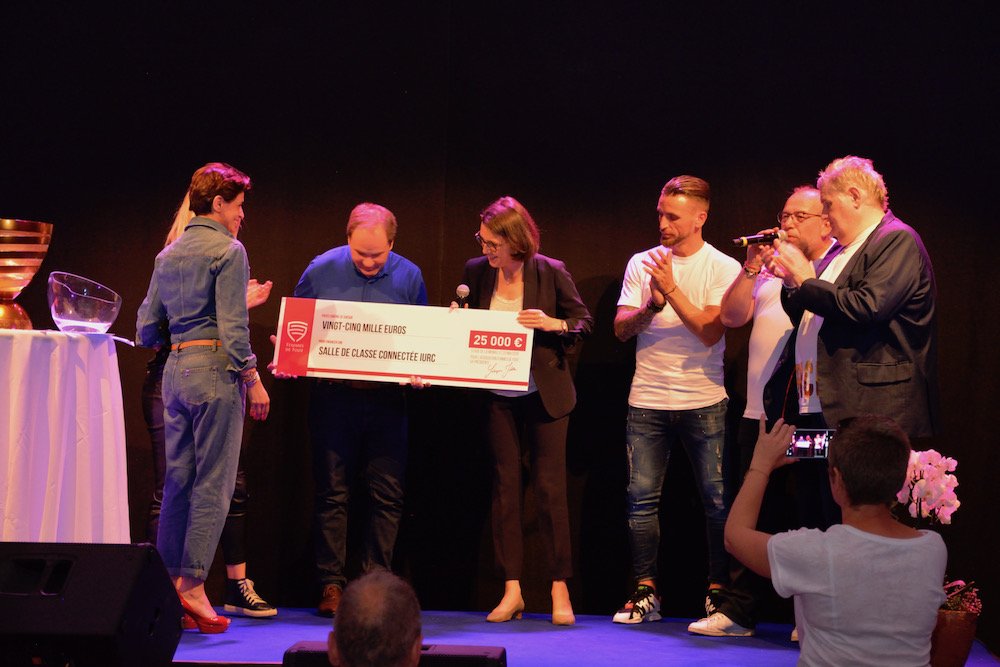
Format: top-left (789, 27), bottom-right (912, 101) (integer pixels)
top-left (0, 218), bottom-right (54, 329)
top-left (47, 271), bottom-right (123, 334)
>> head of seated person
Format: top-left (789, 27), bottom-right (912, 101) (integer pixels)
top-left (327, 571), bottom-right (422, 667)
top-left (828, 415), bottom-right (911, 513)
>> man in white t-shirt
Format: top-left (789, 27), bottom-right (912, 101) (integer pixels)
top-left (611, 175), bottom-right (740, 624)
top-left (726, 415), bottom-right (946, 666)
top-left (689, 185), bottom-right (837, 637)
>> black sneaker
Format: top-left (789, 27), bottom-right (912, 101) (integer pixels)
top-left (224, 578), bottom-right (277, 618)
top-left (612, 585), bottom-right (661, 624)
top-left (705, 587), bottom-right (727, 616)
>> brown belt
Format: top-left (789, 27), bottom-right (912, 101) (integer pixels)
top-left (171, 339), bottom-right (221, 351)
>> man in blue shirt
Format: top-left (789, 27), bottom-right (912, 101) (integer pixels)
top-left (293, 203), bottom-right (427, 617)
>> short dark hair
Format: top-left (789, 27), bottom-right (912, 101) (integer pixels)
top-left (661, 175), bottom-right (711, 210)
top-left (480, 195), bottom-right (540, 261)
top-left (828, 415), bottom-right (911, 506)
top-left (334, 571), bottom-right (421, 667)
top-left (188, 162), bottom-right (251, 215)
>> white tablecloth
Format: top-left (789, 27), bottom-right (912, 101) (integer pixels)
top-left (0, 329), bottom-right (130, 542)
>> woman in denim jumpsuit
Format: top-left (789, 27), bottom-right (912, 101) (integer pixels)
top-left (137, 162), bottom-right (270, 632)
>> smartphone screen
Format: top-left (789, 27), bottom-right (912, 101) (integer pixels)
top-left (786, 429), bottom-right (833, 458)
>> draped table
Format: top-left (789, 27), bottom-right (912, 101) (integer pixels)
top-left (0, 329), bottom-right (130, 542)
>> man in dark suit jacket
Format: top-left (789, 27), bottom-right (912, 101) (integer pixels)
top-left (766, 155), bottom-right (939, 439)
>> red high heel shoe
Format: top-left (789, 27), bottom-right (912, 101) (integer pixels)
top-left (181, 613), bottom-right (198, 630)
top-left (178, 594), bottom-right (230, 634)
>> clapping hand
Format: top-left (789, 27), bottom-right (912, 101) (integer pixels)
top-left (641, 247), bottom-right (676, 303)
top-left (246, 279), bottom-right (273, 309)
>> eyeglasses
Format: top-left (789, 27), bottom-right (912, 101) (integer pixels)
top-left (778, 211), bottom-right (824, 224)
top-left (474, 231), bottom-right (502, 253)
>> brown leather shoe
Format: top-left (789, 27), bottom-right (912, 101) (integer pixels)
top-left (318, 584), bottom-right (342, 617)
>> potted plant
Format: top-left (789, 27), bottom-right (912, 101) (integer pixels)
top-left (896, 449), bottom-right (982, 667)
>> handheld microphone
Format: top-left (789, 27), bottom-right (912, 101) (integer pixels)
top-left (455, 284), bottom-right (470, 307)
top-left (732, 229), bottom-right (787, 247)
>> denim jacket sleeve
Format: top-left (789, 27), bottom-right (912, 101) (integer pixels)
top-left (136, 271), bottom-right (168, 348)
top-left (214, 239), bottom-right (256, 373)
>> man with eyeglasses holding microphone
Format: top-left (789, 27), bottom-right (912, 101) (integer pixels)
top-left (687, 185), bottom-right (838, 638)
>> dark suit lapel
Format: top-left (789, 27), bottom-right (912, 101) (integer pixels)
top-left (522, 257), bottom-right (539, 310)
top-left (479, 262), bottom-right (498, 309)
top-left (815, 241), bottom-right (844, 276)
top-left (830, 214), bottom-right (891, 287)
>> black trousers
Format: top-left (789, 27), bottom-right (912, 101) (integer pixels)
top-left (308, 381), bottom-right (408, 589)
top-left (487, 392), bottom-right (572, 581)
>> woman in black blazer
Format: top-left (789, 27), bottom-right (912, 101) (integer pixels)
top-left (462, 196), bottom-right (593, 625)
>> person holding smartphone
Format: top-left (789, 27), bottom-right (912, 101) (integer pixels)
top-left (725, 415), bottom-right (946, 666)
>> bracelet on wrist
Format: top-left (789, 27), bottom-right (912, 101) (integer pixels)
top-left (241, 369), bottom-right (259, 387)
top-left (646, 297), bottom-right (665, 313)
top-left (560, 319), bottom-right (569, 334)
top-left (743, 263), bottom-right (761, 278)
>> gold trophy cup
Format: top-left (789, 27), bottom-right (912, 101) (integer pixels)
top-left (0, 219), bottom-right (54, 329)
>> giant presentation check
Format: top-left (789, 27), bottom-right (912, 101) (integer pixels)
top-left (273, 297), bottom-right (534, 390)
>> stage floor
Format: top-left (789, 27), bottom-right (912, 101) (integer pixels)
top-left (171, 608), bottom-right (998, 666)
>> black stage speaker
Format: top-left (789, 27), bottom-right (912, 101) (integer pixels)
top-left (284, 640), bottom-right (507, 666)
top-left (0, 542), bottom-right (182, 667)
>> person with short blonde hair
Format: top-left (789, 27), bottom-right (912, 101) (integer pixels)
top-left (816, 155), bottom-right (888, 212)
top-left (765, 155), bottom-right (938, 439)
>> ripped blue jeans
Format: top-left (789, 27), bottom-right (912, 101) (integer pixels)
top-left (625, 399), bottom-right (729, 585)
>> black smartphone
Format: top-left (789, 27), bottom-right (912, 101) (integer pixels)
top-left (786, 428), bottom-right (833, 458)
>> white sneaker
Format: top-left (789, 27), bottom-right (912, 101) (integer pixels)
top-left (612, 585), bottom-right (661, 624)
top-left (687, 612), bottom-right (754, 637)
top-left (790, 626), bottom-right (799, 642)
